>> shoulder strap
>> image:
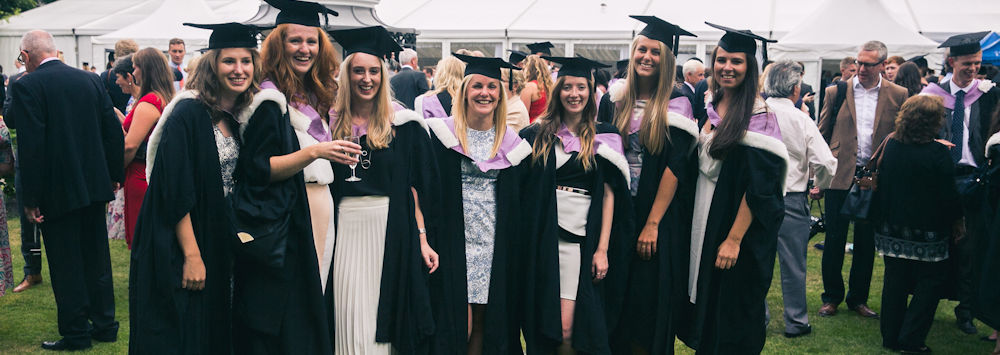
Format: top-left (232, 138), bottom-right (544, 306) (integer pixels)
top-left (870, 132), bottom-right (894, 171)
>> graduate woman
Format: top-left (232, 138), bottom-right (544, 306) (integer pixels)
top-left (600, 16), bottom-right (700, 355)
top-left (129, 22), bottom-right (265, 353)
top-left (328, 26), bottom-right (439, 354)
top-left (259, 0), bottom-right (360, 291)
top-left (519, 56), bottom-right (634, 355)
top-left (686, 23), bottom-right (788, 354)
top-left (425, 54), bottom-right (529, 355)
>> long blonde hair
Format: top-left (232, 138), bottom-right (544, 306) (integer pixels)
top-left (524, 55), bottom-right (553, 93)
top-left (530, 75), bottom-right (598, 171)
top-left (612, 35), bottom-right (676, 155)
top-left (331, 53), bottom-right (394, 149)
top-left (453, 75), bottom-right (508, 158)
top-left (427, 56), bottom-right (465, 99)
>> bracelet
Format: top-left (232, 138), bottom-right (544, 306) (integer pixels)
top-left (418, 227), bottom-right (427, 235)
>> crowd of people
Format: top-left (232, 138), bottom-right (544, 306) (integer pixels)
top-left (1, 0), bottom-right (999, 354)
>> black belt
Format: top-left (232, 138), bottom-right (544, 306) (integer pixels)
top-left (556, 185), bottom-right (590, 196)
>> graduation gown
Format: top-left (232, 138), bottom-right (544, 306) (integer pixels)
top-left (518, 122), bottom-right (634, 355)
top-left (604, 90), bottom-right (700, 353)
top-left (685, 104), bottom-right (788, 354)
top-left (129, 90), bottom-right (257, 354)
top-left (425, 117), bottom-right (530, 355)
top-left (976, 133), bottom-right (1000, 329)
top-left (329, 110), bottom-right (439, 353)
top-left (230, 88), bottom-right (332, 353)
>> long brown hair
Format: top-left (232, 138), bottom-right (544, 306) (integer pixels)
top-left (132, 47), bottom-right (175, 104)
top-left (611, 35), bottom-right (676, 155)
top-left (260, 24), bottom-right (339, 118)
top-left (331, 53), bottom-right (394, 149)
top-left (707, 47), bottom-right (761, 160)
top-left (530, 75), bottom-right (598, 171)
top-left (453, 75), bottom-right (508, 158)
top-left (524, 54), bottom-right (553, 94)
top-left (185, 48), bottom-right (262, 116)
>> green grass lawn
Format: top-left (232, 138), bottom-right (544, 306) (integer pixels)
top-left (0, 209), bottom-right (995, 354)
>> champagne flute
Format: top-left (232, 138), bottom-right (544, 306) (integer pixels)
top-left (345, 135), bottom-right (362, 182)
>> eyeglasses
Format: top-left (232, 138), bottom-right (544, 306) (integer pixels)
top-left (16, 50), bottom-right (28, 65)
top-left (855, 60), bottom-right (883, 68)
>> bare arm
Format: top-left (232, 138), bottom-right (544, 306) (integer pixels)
top-left (123, 102), bottom-right (160, 168)
top-left (593, 183), bottom-right (614, 281)
top-left (176, 213), bottom-right (205, 290)
top-left (413, 187), bottom-right (438, 273)
top-left (715, 194), bottom-right (752, 269)
top-left (520, 82), bottom-right (538, 109)
top-left (636, 167), bottom-right (678, 260)
top-left (268, 140), bottom-right (361, 182)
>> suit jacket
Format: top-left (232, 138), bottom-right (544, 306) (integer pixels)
top-left (693, 78), bottom-right (709, 126)
top-left (100, 69), bottom-right (131, 113)
top-left (390, 67), bottom-right (429, 110)
top-left (818, 79), bottom-right (908, 190)
top-left (926, 81), bottom-right (999, 168)
top-left (7, 60), bottom-right (124, 218)
top-left (2, 71), bottom-right (27, 123)
top-left (797, 83), bottom-right (816, 119)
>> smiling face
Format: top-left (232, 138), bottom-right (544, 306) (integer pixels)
top-left (464, 74), bottom-right (501, 119)
top-left (348, 52), bottom-right (382, 103)
top-left (216, 48), bottom-right (254, 98)
top-left (632, 36), bottom-right (662, 79)
top-left (559, 76), bottom-right (590, 115)
top-left (948, 51), bottom-right (982, 87)
top-left (713, 47), bottom-right (747, 89)
top-left (114, 72), bottom-right (132, 94)
top-left (132, 63), bottom-right (143, 87)
top-left (283, 24), bottom-right (320, 77)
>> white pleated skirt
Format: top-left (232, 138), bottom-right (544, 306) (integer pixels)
top-left (333, 196), bottom-right (393, 355)
top-left (558, 239), bottom-right (581, 301)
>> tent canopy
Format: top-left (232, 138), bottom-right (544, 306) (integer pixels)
top-left (91, 0), bottom-right (222, 48)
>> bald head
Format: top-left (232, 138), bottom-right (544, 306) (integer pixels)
top-left (20, 30), bottom-right (57, 72)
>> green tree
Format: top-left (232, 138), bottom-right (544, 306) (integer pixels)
top-left (1, 0), bottom-right (39, 21)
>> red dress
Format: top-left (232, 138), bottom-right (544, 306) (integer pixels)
top-left (123, 93), bottom-right (165, 249)
top-left (527, 80), bottom-right (548, 123)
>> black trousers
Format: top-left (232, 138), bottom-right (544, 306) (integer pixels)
top-left (953, 173), bottom-right (989, 322)
top-left (15, 167), bottom-right (42, 276)
top-left (821, 188), bottom-right (875, 307)
top-left (880, 256), bottom-right (945, 349)
top-left (41, 202), bottom-right (118, 342)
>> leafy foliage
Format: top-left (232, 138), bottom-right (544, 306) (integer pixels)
top-left (0, 0), bottom-right (40, 22)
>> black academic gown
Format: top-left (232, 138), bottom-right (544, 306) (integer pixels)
top-left (129, 97), bottom-right (236, 355)
top-left (231, 93), bottom-right (332, 354)
top-left (976, 137), bottom-right (1000, 329)
top-left (615, 119), bottom-right (699, 355)
top-left (426, 118), bottom-right (526, 355)
top-left (518, 122), bottom-right (634, 355)
top-left (686, 132), bottom-right (787, 355)
top-left (329, 111), bottom-right (439, 353)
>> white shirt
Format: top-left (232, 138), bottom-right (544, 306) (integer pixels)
top-left (853, 76), bottom-right (881, 166)
top-left (949, 79), bottom-right (977, 167)
top-left (685, 81), bottom-right (696, 93)
top-left (401, 64), bottom-right (414, 71)
top-left (40, 57), bottom-right (60, 66)
top-left (767, 97), bottom-right (838, 193)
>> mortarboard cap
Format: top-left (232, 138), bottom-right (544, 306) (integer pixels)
top-left (907, 55), bottom-right (928, 68)
top-left (543, 56), bottom-right (610, 79)
top-left (265, 0), bottom-right (338, 28)
top-left (507, 50), bottom-right (528, 65)
top-left (184, 22), bottom-right (267, 50)
top-left (452, 53), bottom-right (520, 81)
top-left (526, 42), bottom-right (555, 55)
top-left (939, 31), bottom-right (990, 57)
top-left (705, 21), bottom-right (777, 63)
top-left (629, 15), bottom-right (696, 55)
top-left (616, 59), bottom-right (629, 73)
top-left (330, 26), bottom-right (402, 59)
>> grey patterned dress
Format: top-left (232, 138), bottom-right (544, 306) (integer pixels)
top-left (463, 127), bottom-right (499, 304)
top-left (625, 99), bottom-right (647, 196)
top-left (214, 124), bottom-right (239, 197)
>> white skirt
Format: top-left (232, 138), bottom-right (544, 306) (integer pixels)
top-left (558, 239), bottom-right (581, 301)
top-left (333, 196), bottom-right (393, 355)
top-left (306, 183), bottom-right (336, 291)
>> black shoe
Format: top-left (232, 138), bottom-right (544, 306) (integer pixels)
top-left (40, 339), bottom-right (92, 351)
top-left (899, 345), bottom-right (932, 354)
top-left (783, 325), bottom-right (812, 338)
top-left (91, 331), bottom-right (117, 343)
top-left (957, 319), bottom-right (978, 334)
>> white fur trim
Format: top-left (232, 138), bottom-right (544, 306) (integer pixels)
top-left (413, 95), bottom-right (425, 117)
top-left (505, 139), bottom-right (532, 167)
top-left (667, 111), bottom-right (700, 153)
top-left (608, 79), bottom-right (627, 103)
top-left (596, 144), bottom-right (631, 185)
top-left (236, 88), bottom-right (287, 137)
top-left (393, 109), bottom-right (429, 135)
top-left (425, 117), bottom-right (458, 148)
top-left (145, 90), bottom-right (200, 180)
top-left (740, 131), bottom-right (790, 194)
top-left (288, 106), bottom-right (334, 185)
top-left (987, 132), bottom-right (1000, 158)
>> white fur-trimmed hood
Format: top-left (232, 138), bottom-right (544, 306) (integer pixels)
top-left (426, 117), bottom-right (532, 168)
top-left (987, 132), bottom-right (1000, 158)
top-left (740, 130), bottom-right (790, 194)
top-left (596, 143), bottom-right (631, 185)
top-left (608, 79), bottom-right (627, 103)
top-left (392, 108), bottom-right (429, 135)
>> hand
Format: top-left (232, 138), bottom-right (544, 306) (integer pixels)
top-left (592, 250), bottom-right (609, 282)
top-left (420, 237), bottom-right (439, 274)
top-left (802, 92), bottom-right (815, 104)
top-left (313, 140), bottom-right (362, 165)
top-left (636, 223), bottom-right (658, 260)
top-left (181, 255), bottom-right (206, 290)
top-left (24, 207), bottom-right (43, 224)
top-left (809, 187), bottom-right (824, 200)
top-left (715, 238), bottom-right (740, 270)
top-left (935, 139), bottom-right (956, 149)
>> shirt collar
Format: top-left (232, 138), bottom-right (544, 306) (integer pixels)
top-left (764, 97), bottom-right (795, 107)
top-left (40, 57), bottom-right (60, 65)
top-left (401, 64), bottom-right (414, 70)
top-left (949, 79), bottom-right (975, 95)
top-left (853, 75), bottom-right (881, 91)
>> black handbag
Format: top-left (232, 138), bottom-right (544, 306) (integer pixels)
top-left (840, 133), bottom-right (892, 220)
top-left (231, 210), bottom-right (289, 270)
top-left (809, 198), bottom-right (825, 239)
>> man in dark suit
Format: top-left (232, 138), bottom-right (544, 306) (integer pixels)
top-left (817, 40), bottom-right (908, 320)
top-left (680, 58), bottom-right (704, 118)
top-left (7, 30), bottom-right (124, 351)
top-left (920, 31), bottom-right (1000, 335)
top-left (390, 48), bottom-right (429, 110)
